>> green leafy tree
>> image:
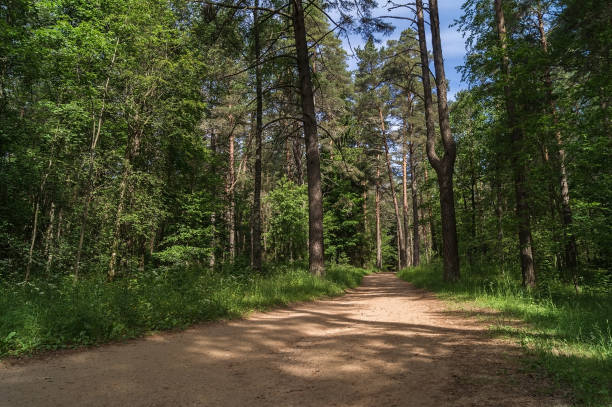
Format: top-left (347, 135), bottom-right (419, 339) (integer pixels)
top-left (265, 178), bottom-right (308, 262)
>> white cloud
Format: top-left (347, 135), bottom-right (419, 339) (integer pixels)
top-left (440, 28), bottom-right (467, 59)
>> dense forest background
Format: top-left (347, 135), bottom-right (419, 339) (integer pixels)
top-left (2, 0), bottom-right (609, 286)
top-left (1, 1), bottom-right (611, 402)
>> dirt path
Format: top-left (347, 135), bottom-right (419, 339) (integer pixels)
top-left (0, 273), bottom-right (568, 407)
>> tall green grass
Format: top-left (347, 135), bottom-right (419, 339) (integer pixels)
top-left (0, 264), bottom-right (370, 358)
top-left (398, 261), bottom-right (611, 406)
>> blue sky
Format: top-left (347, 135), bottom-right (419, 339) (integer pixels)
top-left (340, 1), bottom-right (468, 100)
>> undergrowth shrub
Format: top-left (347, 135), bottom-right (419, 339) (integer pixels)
top-left (0, 264), bottom-right (370, 357)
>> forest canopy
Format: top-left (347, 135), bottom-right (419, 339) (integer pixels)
top-left (2, 0), bottom-right (609, 284)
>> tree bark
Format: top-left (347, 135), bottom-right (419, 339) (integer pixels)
top-left (108, 162), bottom-right (129, 280)
top-left (109, 117), bottom-right (144, 280)
top-left (380, 107), bottom-right (407, 270)
top-left (470, 154), bottom-right (477, 263)
top-left (209, 132), bottom-right (217, 268)
top-left (402, 123), bottom-right (411, 267)
top-left (292, 136), bottom-right (303, 185)
top-left (376, 155), bottom-right (382, 270)
top-left (409, 135), bottom-right (420, 266)
top-left (292, 0), bottom-right (324, 276)
top-left (415, 0), bottom-right (460, 281)
top-left (25, 158), bottom-right (52, 282)
top-left (285, 135), bottom-right (292, 179)
top-left (419, 176), bottom-right (430, 261)
top-left (25, 198), bottom-right (40, 282)
top-left (429, 0), bottom-right (460, 280)
top-left (74, 193), bottom-right (91, 279)
top-left (494, 0), bottom-right (536, 287)
top-left (44, 201), bottom-right (55, 275)
top-left (227, 115), bottom-right (236, 263)
top-left (536, 8), bottom-right (577, 276)
top-left (494, 158), bottom-right (504, 262)
top-left (362, 182), bottom-right (368, 236)
top-left (50, 207), bottom-right (63, 271)
top-left (251, 2), bottom-right (263, 273)
top-left (362, 180), bottom-right (368, 267)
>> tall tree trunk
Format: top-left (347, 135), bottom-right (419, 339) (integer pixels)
top-left (44, 201), bottom-right (55, 274)
top-left (494, 158), bottom-right (504, 262)
top-left (138, 237), bottom-right (145, 272)
top-left (251, 2), bottom-right (263, 273)
top-left (376, 155), bottom-right (382, 270)
top-left (380, 107), bottom-right (406, 270)
top-left (25, 198), bottom-right (40, 282)
top-left (285, 135), bottom-right (292, 179)
top-left (362, 180), bottom-right (368, 267)
top-left (148, 231), bottom-right (155, 255)
top-left (409, 137), bottom-right (420, 266)
top-left (494, 0), bottom-right (536, 287)
top-left (419, 179), bottom-right (430, 261)
top-left (25, 158), bottom-right (52, 281)
top-left (227, 117), bottom-right (236, 262)
top-left (292, 136), bottom-right (303, 185)
top-left (416, 0), bottom-right (460, 281)
top-left (539, 143), bottom-right (559, 221)
top-left (108, 163), bottom-right (129, 280)
top-left (292, 0), bottom-right (324, 276)
top-left (109, 123), bottom-right (143, 280)
top-left (48, 207), bottom-right (63, 273)
top-left (536, 9), bottom-right (577, 276)
top-left (74, 193), bottom-right (91, 279)
top-left (424, 162), bottom-right (437, 256)
top-left (209, 132), bottom-right (217, 268)
top-left (402, 123), bottom-right (411, 267)
top-left (362, 181), bottom-right (368, 236)
top-left (470, 156), bottom-right (477, 262)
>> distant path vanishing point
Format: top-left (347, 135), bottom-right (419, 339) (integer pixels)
top-left (0, 272), bottom-right (568, 407)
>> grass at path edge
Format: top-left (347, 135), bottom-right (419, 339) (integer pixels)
top-left (0, 264), bottom-right (371, 359)
top-left (398, 262), bottom-right (611, 406)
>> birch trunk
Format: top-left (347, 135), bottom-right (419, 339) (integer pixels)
top-left (44, 201), bottom-right (55, 274)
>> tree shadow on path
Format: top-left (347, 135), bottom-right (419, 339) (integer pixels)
top-left (0, 273), bottom-right (570, 407)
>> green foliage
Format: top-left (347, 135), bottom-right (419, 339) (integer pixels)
top-left (265, 178), bottom-right (308, 262)
top-left (0, 264), bottom-right (370, 358)
top-left (0, 0), bottom-right (216, 278)
top-left (398, 262), bottom-right (611, 406)
top-left (1, 1), bottom-right (610, 400)
top-left (323, 175), bottom-right (364, 264)
top-left (154, 190), bottom-right (216, 266)
top-left (455, 0), bottom-right (612, 278)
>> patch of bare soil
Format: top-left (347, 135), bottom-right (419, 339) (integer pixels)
top-left (0, 273), bottom-right (569, 406)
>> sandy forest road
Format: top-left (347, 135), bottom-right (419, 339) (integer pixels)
top-left (1, 272), bottom-right (568, 407)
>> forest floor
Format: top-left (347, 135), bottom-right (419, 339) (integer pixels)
top-left (0, 272), bottom-right (570, 407)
